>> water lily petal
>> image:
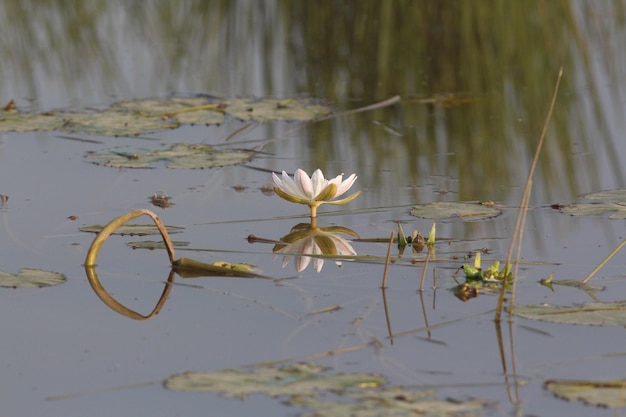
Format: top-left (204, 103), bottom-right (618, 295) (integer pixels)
top-left (311, 243), bottom-right (324, 272)
top-left (273, 186), bottom-right (310, 205)
top-left (310, 169), bottom-right (328, 197)
top-left (295, 255), bottom-right (312, 272)
top-left (334, 173), bottom-right (358, 197)
top-left (314, 183), bottom-right (338, 202)
top-left (330, 234), bottom-right (357, 256)
top-left (295, 169), bottom-right (315, 199)
top-left (326, 190), bottom-right (361, 205)
top-left (274, 171), bottom-right (305, 199)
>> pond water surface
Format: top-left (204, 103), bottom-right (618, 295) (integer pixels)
top-left (2, 2), bottom-right (626, 416)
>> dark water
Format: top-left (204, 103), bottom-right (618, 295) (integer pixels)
top-left (2, 1), bottom-right (626, 416)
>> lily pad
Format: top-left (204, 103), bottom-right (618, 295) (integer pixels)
top-left (0, 268), bottom-right (66, 288)
top-left (584, 188), bottom-right (626, 201)
top-left (290, 386), bottom-right (495, 417)
top-left (224, 97), bottom-right (331, 121)
top-left (85, 143), bottom-right (253, 169)
top-left (560, 202), bottom-right (626, 219)
top-left (513, 301), bottom-right (626, 326)
top-left (545, 379), bottom-right (626, 408)
top-left (126, 240), bottom-right (189, 250)
top-left (80, 223), bottom-right (185, 236)
top-left (410, 201), bottom-right (502, 220)
top-left (165, 363), bottom-right (382, 399)
top-left (0, 96), bottom-right (332, 136)
top-left (561, 188), bottom-right (626, 218)
top-left (164, 362), bottom-right (495, 417)
top-left (0, 112), bottom-right (63, 132)
top-left (60, 110), bottom-right (178, 136)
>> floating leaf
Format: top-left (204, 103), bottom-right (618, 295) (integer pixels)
top-left (549, 279), bottom-right (605, 293)
top-left (545, 379), bottom-right (626, 408)
top-left (172, 257), bottom-right (272, 279)
top-left (80, 223), bottom-right (185, 236)
top-left (290, 386), bottom-right (495, 417)
top-left (0, 96), bottom-right (332, 135)
top-left (0, 112), bottom-right (62, 132)
top-left (410, 201), bottom-right (502, 220)
top-left (224, 97), bottom-right (331, 121)
top-left (513, 301), bottom-right (626, 326)
top-left (561, 189), bottom-right (626, 218)
top-left (560, 202), bottom-right (626, 219)
top-left (164, 362), bottom-right (494, 417)
top-left (0, 268), bottom-right (66, 288)
top-left (126, 240), bottom-right (189, 250)
top-left (59, 110), bottom-right (178, 136)
top-left (85, 143), bottom-right (253, 169)
top-left (584, 188), bottom-right (626, 201)
top-left (164, 363), bottom-right (382, 399)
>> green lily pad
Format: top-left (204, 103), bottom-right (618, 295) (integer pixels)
top-left (0, 268), bottom-right (66, 288)
top-left (561, 189), bottom-right (626, 218)
top-left (112, 97), bottom-right (225, 125)
top-left (80, 223), bottom-right (185, 236)
top-left (513, 301), bottom-right (626, 326)
top-left (85, 143), bottom-right (253, 169)
top-left (0, 112), bottom-right (62, 132)
top-left (584, 188), bottom-right (626, 201)
top-left (545, 379), bottom-right (626, 408)
top-left (126, 240), bottom-right (189, 250)
top-left (165, 362), bottom-right (382, 399)
top-left (560, 202), bottom-right (626, 219)
top-left (410, 201), bottom-right (502, 220)
top-left (549, 279), bottom-right (605, 293)
top-left (0, 96), bottom-right (332, 136)
top-left (164, 362), bottom-right (495, 417)
top-left (290, 386), bottom-right (495, 417)
top-left (223, 97), bottom-right (331, 121)
top-left (60, 110), bottom-right (178, 136)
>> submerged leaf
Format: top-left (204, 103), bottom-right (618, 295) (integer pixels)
top-left (85, 143), bottom-right (253, 169)
top-left (80, 224), bottom-right (185, 236)
top-left (513, 301), bottom-right (626, 326)
top-left (545, 379), bottom-right (626, 408)
top-left (0, 268), bottom-right (66, 288)
top-left (410, 201), bottom-right (502, 220)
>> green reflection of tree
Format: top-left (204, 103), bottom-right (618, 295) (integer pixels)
top-left (285, 0), bottom-right (622, 205)
top-left (0, 0), bottom-right (623, 208)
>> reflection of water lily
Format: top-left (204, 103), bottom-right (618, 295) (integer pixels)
top-left (272, 169), bottom-right (360, 217)
top-left (273, 223), bottom-right (359, 273)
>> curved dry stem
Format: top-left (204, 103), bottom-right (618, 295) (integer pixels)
top-left (84, 209), bottom-right (176, 267)
top-left (85, 266), bottom-right (174, 320)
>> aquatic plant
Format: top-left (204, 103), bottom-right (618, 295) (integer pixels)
top-left (273, 223), bottom-right (358, 273)
top-left (272, 168), bottom-right (360, 218)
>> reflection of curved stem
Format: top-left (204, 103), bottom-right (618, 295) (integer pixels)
top-left (84, 209), bottom-right (175, 267)
top-left (85, 266), bottom-right (174, 320)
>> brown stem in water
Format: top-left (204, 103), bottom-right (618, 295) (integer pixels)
top-left (84, 209), bottom-right (176, 267)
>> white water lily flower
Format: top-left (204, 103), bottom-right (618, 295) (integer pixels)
top-left (272, 168), bottom-right (360, 217)
top-left (273, 223), bottom-right (358, 273)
